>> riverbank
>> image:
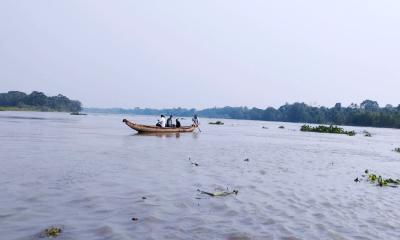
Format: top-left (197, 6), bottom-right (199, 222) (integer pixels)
top-left (0, 106), bottom-right (45, 111)
top-left (0, 106), bottom-right (59, 112)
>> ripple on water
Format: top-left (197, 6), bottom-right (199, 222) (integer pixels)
top-left (225, 232), bottom-right (253, 240)
top-left (3, 113), bottom-right (400, 240)
top-left (94, 225), bottom-right (113, 237)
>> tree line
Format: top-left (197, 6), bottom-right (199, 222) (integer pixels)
top-left (86, 99), bottom-right (400, 128)
top-left (0, 91), bottom-right (82, 112)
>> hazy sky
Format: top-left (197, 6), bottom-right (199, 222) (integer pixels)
top-left (1, 1), bottom-right (399, 109)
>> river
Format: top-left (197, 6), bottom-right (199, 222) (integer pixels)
top-left (1, 111), bottom-right (400, 240)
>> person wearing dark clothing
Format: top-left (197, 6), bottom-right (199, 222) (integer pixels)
top-left (176, 118), bottom-right (181, 128)
top-left (166, 115), bottom-right (173, 127)
top-left (192, 114), bottom-right (199, 126)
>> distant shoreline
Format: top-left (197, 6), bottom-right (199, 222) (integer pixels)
top-left (3, 107), bottom-right (400, 130)
top-left (0, 91), bottom-right (82, 113)
top-left (0, 106), bottom-right (60, 112)
top-left (84, 101), bottom-right (400, 129)
top-left (0, 106), bottom-right (85, 113)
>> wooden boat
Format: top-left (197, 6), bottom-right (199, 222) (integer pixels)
top-left (122, 119), bottom-right (197, 133)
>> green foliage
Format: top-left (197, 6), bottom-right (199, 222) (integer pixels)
top-left (362, 170), bottom-right (400, 187)
top-left (0, 91), bottom-right (81, 112)
top-left (42, 227), bottom-right (62, 238)
top-left (300, 125), bottom-right (356, 136)
top-left (86, 99), bottom-right (400, 129)
top-left (360, 100), bottom-right (379, 111)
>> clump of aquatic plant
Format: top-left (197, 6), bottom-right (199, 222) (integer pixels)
top-left (394, 148), bottom-right (400, 153)
top-left (300, 125), bottom-right (356, 136)
top-left (363, 130), bottom-right (372, 137)
top-left (188, 157), bottom-right (199, 166)
top-left (355, 169), bottom-right (400, 187)
top-left (42, 227), bottom-right (62, 238)
top-left (209, 121), bottom-right (224, 125)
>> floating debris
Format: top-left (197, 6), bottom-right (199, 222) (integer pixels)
top-left (244, 158), bottom-right (250, 162)
top-left (142, 197), bottom-right (147, 200)
top-left (278, 126), bottom-right (285, 129)
top-left (300, 125), bottom-right (356, 136)
top-left (42, 227), bottom-right (62, 238)
top-left (197, 189), bottom-right (239, 197)
top-left (131, 218), bottom-right (139, 221)
top-left (188, 157), bottom-right (199, 166)
top-left (209, 121), bottom-right (224, 125)
top-left (394, 148), bottom-right (400, 153)
top-left (262, 126), bottom-right (268, 129)
top-left (70, 112), bottom-right (87, 115)
top-left (355, 169), bottom-right (400, 187)
top-left (363, 130), bottom-right (372, 137)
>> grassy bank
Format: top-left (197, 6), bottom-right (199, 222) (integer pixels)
top-left (0, 106), bottom-right (57, 112)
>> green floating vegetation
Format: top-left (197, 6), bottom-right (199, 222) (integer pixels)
top-left (209, 121), bottom-right (224, 125)
top-left (363, 130), bottom-right (372, 137)
top-left (356, 169), bottom-right (400, 187)
top-left (300, 125), bottom-right (356, 136)
top-left (394, 148), bottom-right (400, 153)
top-left (42, 227), bottom-right (62, 238)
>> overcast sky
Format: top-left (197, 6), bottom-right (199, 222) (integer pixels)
top-left (1, 1), bottom-right (399, 109)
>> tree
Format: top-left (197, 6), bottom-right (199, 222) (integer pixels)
top-left (0, 91), bottom-right (81, 112)
top-left (360, 100), bottom-right (379, 111)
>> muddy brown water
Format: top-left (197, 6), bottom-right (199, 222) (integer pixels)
top-left (1, 111), bottom-right (400, 240)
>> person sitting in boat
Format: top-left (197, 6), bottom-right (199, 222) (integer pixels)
top-left (175, 118), bottom-right (181, 128)
top-left (156, 115), bottom-right (166, 127)
top-left (192, 114), bottom-right (199, 126)
top-left (166, 115), bottom-right (174, 127)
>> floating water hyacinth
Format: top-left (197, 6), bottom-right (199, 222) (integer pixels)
top-left (355, 169), bottom-right (400, 187)
top-left (301, 125), bottom-right (356, 136)
top-left (42, 227), bottom-right (62, 238)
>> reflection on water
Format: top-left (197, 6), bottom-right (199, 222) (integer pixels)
top-left (134, 132), bottom-right (182, 138)
top-left (1, 111), bottom-right (400, 240)
top-left (0, 115), bottom-right (48, 120)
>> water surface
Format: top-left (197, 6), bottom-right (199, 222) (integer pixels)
top-left (1, 111), bottom-right (400, 240)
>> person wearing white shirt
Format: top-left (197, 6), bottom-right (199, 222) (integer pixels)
top-left (156, 115), bottom-right (166, 127)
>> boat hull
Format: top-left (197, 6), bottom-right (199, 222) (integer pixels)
top-left (122, 119), bottom-right (196, 133)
